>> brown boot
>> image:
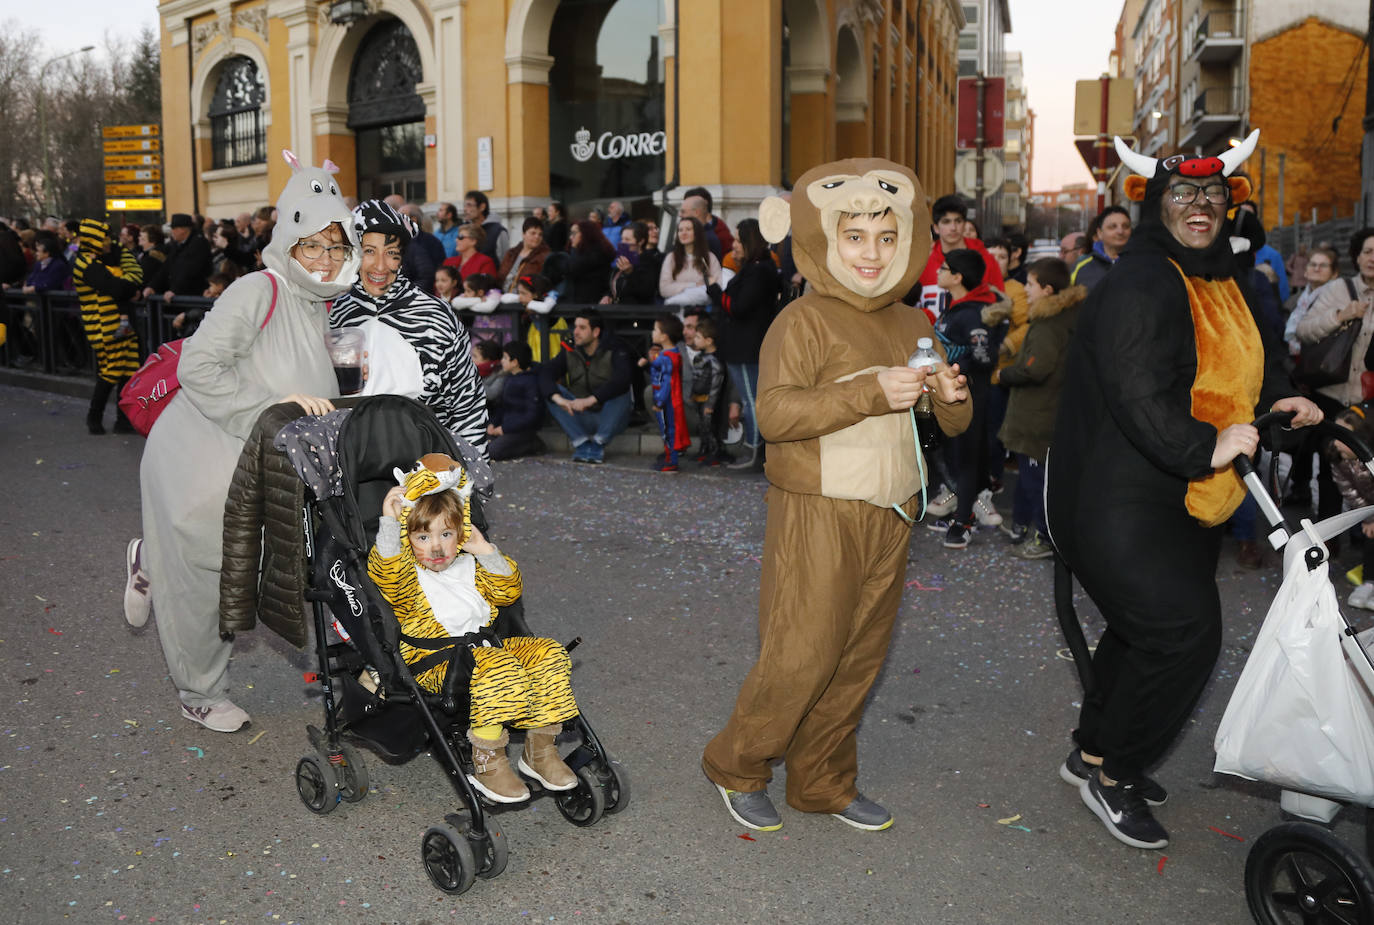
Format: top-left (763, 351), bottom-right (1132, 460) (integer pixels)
top-left (466, 729), bottom-right (529, 803)
top-left (518, 724), bottom-right (577, 791)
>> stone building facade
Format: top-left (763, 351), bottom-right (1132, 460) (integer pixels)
top-left (155, 0), bottom-right (965, 227)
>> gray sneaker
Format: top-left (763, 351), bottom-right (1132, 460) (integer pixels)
top-left (831, 793), bottom-right (893, 831)
top-left (1010, 529), bottom-right (1055, 560)
top-left (714, 783), bottom-right (782, 831)
top-left (181, 700), bottom-right (250, 733)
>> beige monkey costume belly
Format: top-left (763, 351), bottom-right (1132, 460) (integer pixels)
top-left (703, 159), bottom-right (971, 812)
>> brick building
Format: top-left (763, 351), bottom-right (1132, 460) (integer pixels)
top-left (1248, 8), bottom-right (1369, 227)
top-left (1110, 0), bottom-right (1367, 234)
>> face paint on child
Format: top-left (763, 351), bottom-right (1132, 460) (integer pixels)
top-left (410, 516), bottom-right (461, 572)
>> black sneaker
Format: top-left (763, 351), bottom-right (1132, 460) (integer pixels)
top-left (1058, 749), bottom-right (1167, 806)
top-left (1081, 772), bottom-right (1169, 849)
top-left (943, 521), bottom-right (973, 549)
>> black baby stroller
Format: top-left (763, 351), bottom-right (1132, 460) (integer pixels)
top-left (291, 395), bottom-right (629, 895)
top-left (1208, 410), bottom-right (1374, 924)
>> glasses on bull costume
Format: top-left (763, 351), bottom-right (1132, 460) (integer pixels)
top-left (1167, 182), bottom-right (1231, 206)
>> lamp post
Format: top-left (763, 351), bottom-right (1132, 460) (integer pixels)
top-left (38, 44), bottom-right (95, 218)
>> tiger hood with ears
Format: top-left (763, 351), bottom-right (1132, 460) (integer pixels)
top-left (758, 158), bottom-right (931, 312)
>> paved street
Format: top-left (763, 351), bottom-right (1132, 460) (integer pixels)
top-left (0, 383), bottom-right (1364, 925)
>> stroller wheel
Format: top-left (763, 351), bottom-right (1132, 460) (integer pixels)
top-left (472, 824), bottom-right (508, 880)
top-left (554, 766), bottom-right (606, 827)
top-left (601, 759), bottom-right (631, 815)
top-left (1246, 821), bottom-right (1374, 925)
top-left (294, 754), bottom-right (338, 815)
top-left (422, 823), bottom-right (477, 895)
top-left (336, 744), bottom-right (370, 803)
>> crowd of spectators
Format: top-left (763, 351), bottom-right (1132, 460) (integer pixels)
top-left (12, 185), bottom-right (1374, 547)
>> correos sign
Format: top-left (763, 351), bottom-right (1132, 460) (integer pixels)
top-left (570, 126), bottom-right (667, 163)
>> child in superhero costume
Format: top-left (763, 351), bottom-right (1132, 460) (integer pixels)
top-left (702, 159), bottom-right (971, 832)
top-left (1046, 130), bottom-right (1323, 850)
top-left (649, 313), bottom-right (691, 472)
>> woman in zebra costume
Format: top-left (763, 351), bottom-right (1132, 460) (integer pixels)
top-left (73, 218), bottom-right (142, 434)
top-left (329, 200), bottom-right (488, 456)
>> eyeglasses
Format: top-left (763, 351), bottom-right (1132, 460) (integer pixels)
top-left (938, 264), bottom-right (951, 272)
top-left (296, 240), bottom-right (352, 260)
top-left (1307, 260), bottom-right (1333, 270)
top-left (1167, 182), bottom-right (1229, 206)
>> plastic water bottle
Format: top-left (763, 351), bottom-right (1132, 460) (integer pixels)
top-left (907, 337), bottom-right (941, 374)
top-left (906, 337), bottom-right (941, 449)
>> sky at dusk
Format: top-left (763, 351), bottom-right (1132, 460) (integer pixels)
top-left (4, 0), bottom-right (1122, 194)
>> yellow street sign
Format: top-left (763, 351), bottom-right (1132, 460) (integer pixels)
top-left (105, 183), bottom-right (163, 197)
top-left (104, 153), bottom-right (160, 167)
top-left (1073, 78), bottom-right (1136, 137)
top-left (106, 198), bottom-right (164, 211)
top-left (103, 137), bottom-right (161, 153)
top-left (103, 168), bottom-right (161, 182)
top-left (102, 124), bottom-right (160, 138)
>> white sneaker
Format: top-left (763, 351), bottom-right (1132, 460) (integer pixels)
top-left (926, 486), bottom-right (957, 517)
top-left (1349, 582), bottom-right (1374, 610)
top-left (974, 488), bottom-right (1004, 527)
top-left (181, 700), bottom-right (251, 733)
top-left (124, 538), bottom-right (151, 628)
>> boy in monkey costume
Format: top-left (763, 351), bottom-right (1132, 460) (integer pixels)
top-left (702, 159), bottom-right (971, 831)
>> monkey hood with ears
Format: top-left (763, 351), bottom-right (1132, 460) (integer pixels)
top-left (758, 159), bottom-right (931, 312)
top-left (752, 157), bottom-right (967, 507)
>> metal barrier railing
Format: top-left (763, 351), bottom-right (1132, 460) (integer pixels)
top-left (1, 289), bottom-right (679, 381)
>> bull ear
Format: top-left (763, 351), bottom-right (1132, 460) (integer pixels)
top-left (1124, 176), bottom-right (1148, 202)
top-left (282, 149), bottom-right (302, 171)
top-left (322, 159), bottom-right (341, 174)
top-left (758, 196), bottom-right (791, 244)
top-left (1228, 176), bottom-right (1252, 204)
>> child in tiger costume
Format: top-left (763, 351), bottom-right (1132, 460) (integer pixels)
top-left (367, 453), bottom-right (578, 803)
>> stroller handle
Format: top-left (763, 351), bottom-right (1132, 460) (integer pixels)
top-left (1233, 409), bottom-right (1374, 481)
top-left (1232, 407), bottom-right (1374, 559)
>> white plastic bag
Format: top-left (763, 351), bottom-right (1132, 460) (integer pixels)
top-left (1213, 555), bottom-right (1374, 805)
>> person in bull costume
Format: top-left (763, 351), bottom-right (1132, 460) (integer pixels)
top-left (1045, 130), bottom-right (1323, 849)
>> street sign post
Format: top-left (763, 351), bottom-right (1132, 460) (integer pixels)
top-left (1073, 79), bottom-right (1134, 137)
top-left (102, 137), bottom-right (161, 153)
top-left (106, 198), bottom-right (164, 212)
top-left (103, 168), bottom-right (162, 183)
top-left (102, 124), bottom-right (163, 215)
top-left (955, 152), bottom-right (1005, 200)
top-left (1073, 76), bottom-right (1133, 213)
top-left (957, 77), bottom-right (1006, 149)
top-left (104, 153), bottom-right (159, 167)
top-left (101, 124), bottom-right (160, 139)
top-left (104, 183), bottom-right (163, 198)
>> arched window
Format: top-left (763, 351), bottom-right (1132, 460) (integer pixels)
top-left (208, 56), bottom-right (266, 169)
top-left (349, 20), bottom-right (426, 202)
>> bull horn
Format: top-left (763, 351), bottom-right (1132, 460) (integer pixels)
top-left (1218, 129), bottom-right (1260, 176)
top-left (1114, 136), bottom-right (1158, 179)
